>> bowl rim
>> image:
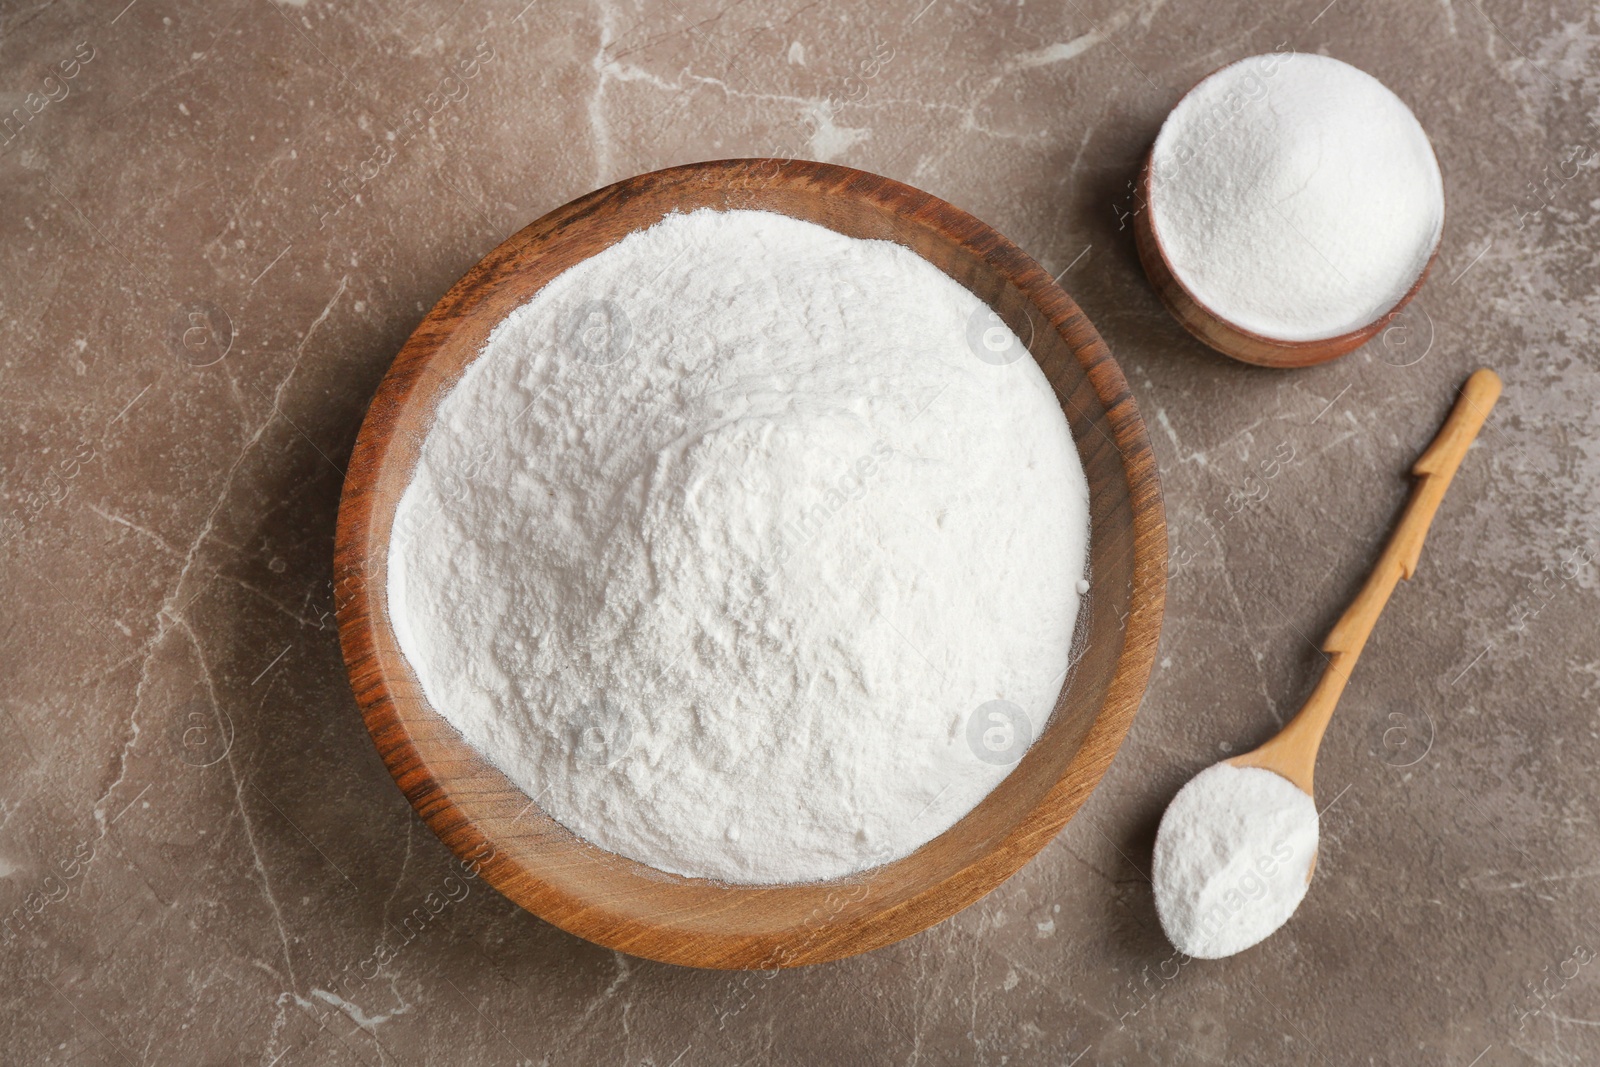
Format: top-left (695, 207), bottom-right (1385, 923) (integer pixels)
top-left (334, 158), bottom-right (1167, 968)
top-left (1133, 57), bottom-right (1445, 368)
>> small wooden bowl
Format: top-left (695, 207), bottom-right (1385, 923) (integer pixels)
top-left (1133, 150), bottom-right (1442, 368)
top-left (334, 159), bottom-right (1167, 968)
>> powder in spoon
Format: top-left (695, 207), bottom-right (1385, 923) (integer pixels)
top-left (1148, 52), bottom-right (1444, 341)
top-left (388, 208), bottom-right (1091, 884)
top-left (1151, 762), bottom-right (1319, 958)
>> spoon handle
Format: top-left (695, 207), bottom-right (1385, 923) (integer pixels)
top-left (1238, 369), bottom-right (1502, 793)
top-left (1324, 368), bottom-right (1503, 660)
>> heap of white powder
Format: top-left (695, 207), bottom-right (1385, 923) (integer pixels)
top-left (1151, 763), bottom-right (1320, 959)
top-left (388, 208), bottom-right (1091, 884)
top-left (1149, 52), bottom-right (1445, 341)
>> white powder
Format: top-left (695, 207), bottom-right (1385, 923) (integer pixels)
top-left (1149, 52), bottom-right (1444, 341)
top-left (1151, 762), bottom-right (1319, 959)
top-left (388, 208), bottom-right (1090, 884)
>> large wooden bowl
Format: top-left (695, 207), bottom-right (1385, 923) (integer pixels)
top-left (334, 159), bottom-right (1166, 969)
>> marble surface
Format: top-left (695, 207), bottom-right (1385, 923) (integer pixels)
top-left (4, 0), bottom-right (1599, 1063)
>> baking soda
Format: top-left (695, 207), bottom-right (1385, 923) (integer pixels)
top-left (388, 208), bottom-right (1091, 884)
top-left (1152, 762), bottom-right (1320, 958)
top-left (1149, 53), bottom-right (1444, 341)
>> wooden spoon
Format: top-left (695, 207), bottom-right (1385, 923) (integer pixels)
top-left (1229, 369), bottom-right (1502, 811)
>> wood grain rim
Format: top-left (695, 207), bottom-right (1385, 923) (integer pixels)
top-left (334, 159), bottom-right (1167, 968)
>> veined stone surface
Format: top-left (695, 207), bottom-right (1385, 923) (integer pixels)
top-left (1, 1), bottom-right (1597, 1063)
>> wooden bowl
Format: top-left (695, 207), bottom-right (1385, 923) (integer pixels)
top-left (1133, 149), bottom-right (1442, 368)
top-left (334, 159), bottom-right (1166, 969)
